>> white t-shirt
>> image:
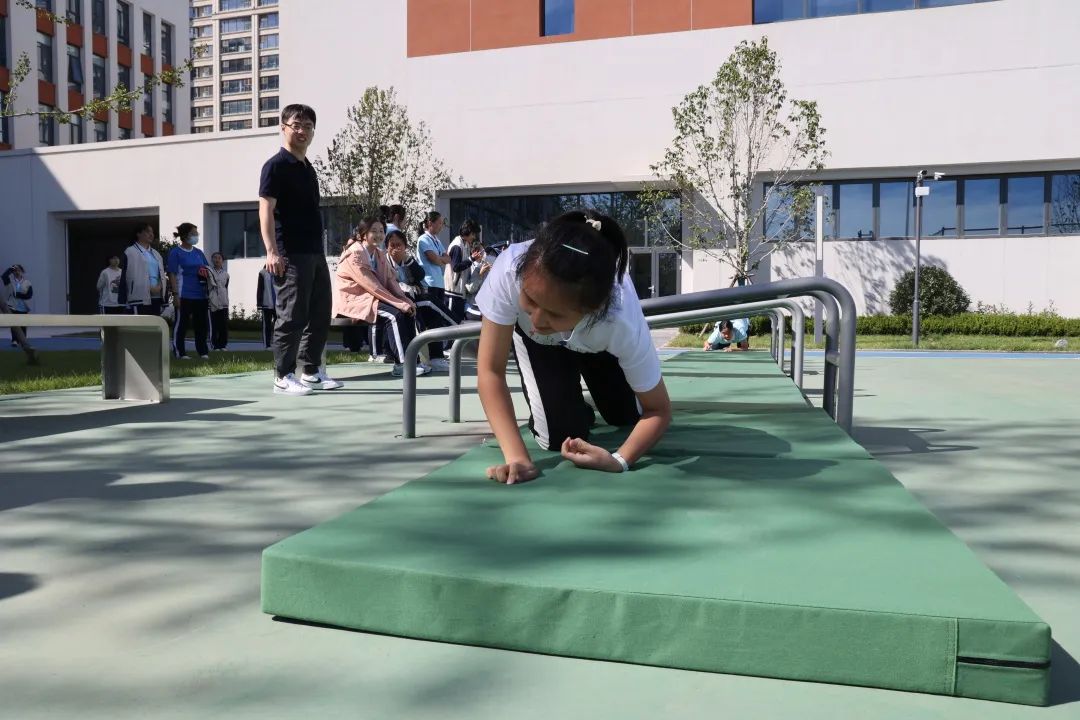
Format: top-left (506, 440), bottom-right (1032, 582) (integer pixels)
top-left (476, 240), bottom-right (662, 393)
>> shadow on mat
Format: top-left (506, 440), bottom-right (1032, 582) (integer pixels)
top-left (853, 426), bottom-right (978, 457)
top-left (0, 572), bottom-right (37, 602)
top-left (662, 372), bottom-right (794, 380)
top-left (0, 398), bottom-right (269, 445)
top-left (1051, 641), bottom-right (1080, 705)
top-left (0, 469), bottom-right (219, 512)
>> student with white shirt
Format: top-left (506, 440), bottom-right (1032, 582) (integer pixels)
top-left (475, 210), bottom-right (672, 485)
top-left (96, 256), bottom-right (124, 314)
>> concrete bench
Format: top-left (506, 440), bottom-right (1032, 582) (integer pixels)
top-left (0, 314), bottom-right (170, 402)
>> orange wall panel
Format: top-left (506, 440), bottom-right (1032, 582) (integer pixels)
top-left (162, 121), bottom-right (174, 137)
top-left (66, 22), bottom-right (83, 47)
top-left (0, 67), bottom-right (9, 93)
top-left (38, 80), bottom-right (56, 107)
top-left (117, 43), bottom-right (133, 67)
top-left (634, 0), bottom-right (692, 35)
top-left (93, 107), bottom-right (109, 123)
top-left (92, 33), bottom-right (109, 57)
top-left (0, 0), bottom-right (7, 17)
top-left (141, 114), bottom-right (154, 137)
top-left (408, 0), bottom-right (470, 57)
top-left (140, 53), bottom-right (153, 77)
top-left (36, 9), bottom-right (54, 35)
top-left (118, 109), bottom-right (133, 130)
top-left (576, 0), bottom-right (631, 40)
top-left (68, 89), bottom-right (84, 112)
top-left (692, 0), bottom-right (752, 30)
top-left (471, 0), bottom-right (540, 52)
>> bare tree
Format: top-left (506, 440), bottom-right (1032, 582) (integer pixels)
top-left (644, 38), bottom-right (827, 286)
top-left (313, 87), bottom-right (458, 239)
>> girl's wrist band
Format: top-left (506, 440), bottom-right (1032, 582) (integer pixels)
top-left (612, 452), bottom-right (630, 473)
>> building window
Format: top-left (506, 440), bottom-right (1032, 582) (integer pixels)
top-left (142, 12), bottom-right (153, 56)
top-left (92, 55), bottom-right (108, 98)
top-left (221, 77), bottom-right (252, 94)
top-left (0, 93), bottom-right (10, 146)
top-left (193, 85), bottom-right (214, 99)
top-left (36, 0), bottom-right (55, 9)
top-left (221, 99), bottom-right (252, 115)
top-left (194, 65), bottom-right (214, 79)
top-left (94, 118), bottom-right (108, 141)
top-left (836, 182), bottom-right (874, 239)
top-left (258, 0), bottom-right (278, 5)
top-left (39, 105), bottom-right (57, 145)
top-left (259, 54), bottom-right (278, 70)
top-left (1051, 174), bottom-right (1080, 235)
top-left (193, 4), bottom-right (213, 18)
top-left (259, 95), bottom-right (278, 112)
top-left (542, 0), bottom-right (574, 36)
top-left (221, 57), bottom-right (252, 74)
top-left (220, 17), bottom-right (252, 34)
top-left (220, 208), bottom-right (263, 258)
top-left (68, 44), bottom-right (84, 93)
top-left (119, 126), bottom-right (131, 139)
top-left (221, 118), bottom-right (252, 131)
top-left (143, 78), bottom-right (154, 116)
top-left (69, 112), bottom-right (84, 143)
top-left (117, 2), bottom-right (131, 45)
top-left (161, 22), bottom-right (173, 65)
top-left (221, 37), bottom-right (252, 54)
top-left (220, 0), bottom-right (251, 10)
top-left (163, 83), bottom-right (173, 123)
top-left (961, 177), bottom-right (1000, 237)
top-left (193, 105), bottom-right (214, 118)
top-left (755, 0), bottom-right (994, 23)
top-left (193, 125), bottom-right (214, 133)
top-left (92, 0), bottom-right (106, 34)
top-left (258, 34), bottom-right (278, 50)
top-left (258, 75), bottom-right (278, 91)
top-left (66, 0), bottom-right (81, 25)
top-left (259, 12), bottom-right (278, 29)
top-left (1006, 176), bottom-right (1045, 235)
top-left (259, 116), bottom-right (276, 127)
top-left (118, 63), bottom-right (132, 91)
top-left (38, 32), bottom-right (55, 83)
top-left (192, 24), bottom-right (213, 39)
top-left (192, 42), bottom-right (212, 60)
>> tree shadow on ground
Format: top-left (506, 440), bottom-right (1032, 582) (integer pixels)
top-left (852, 425), bottom-right (978, 456)
top-left (0, 572), bottom-right (37, 602)
top-left (0, 469), bottom-right (219, 512)
top-left (1050, 640), bottom-right (1080, 705)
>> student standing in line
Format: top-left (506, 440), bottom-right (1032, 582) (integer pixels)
top-left (165, 223), bottom-right (212, 360)
top-left (255, 267), bottom-right (277, 348)
top-left (0, 293), bottom-right (37, 364)
top-left (2, 264), bottom-right (32, 345)
top-left (96, 256), bottom-right (125, 314)
top-left (444, 218), bottom-right (481, 322)
top-left (118, 223), bottom-right (166, 316)
top-left (208, 252), bottom-right (231, 350)
top-left (414, 212), bottom-right (455, 372)
top-left (258, 103), bottom-right (343, 395)
top-left (475, 210), bottom-right (672, 485)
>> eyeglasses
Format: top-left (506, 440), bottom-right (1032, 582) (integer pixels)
top-left (284, 122), bottom-right (315, 132)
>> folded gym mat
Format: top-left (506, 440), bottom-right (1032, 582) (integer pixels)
top-left (262, 353), bottom-right (1051, 705)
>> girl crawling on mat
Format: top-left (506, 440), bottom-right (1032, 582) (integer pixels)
top-left (475, 210), bottom-right (672, 484)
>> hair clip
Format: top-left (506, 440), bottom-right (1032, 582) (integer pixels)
top-left (584, 218), bottom-right (602, 232)
top-left (562, 243), bottom-right (589, 256)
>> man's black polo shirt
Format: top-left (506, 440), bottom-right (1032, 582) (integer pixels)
top-left (258, 147), bottom-right (324, 256)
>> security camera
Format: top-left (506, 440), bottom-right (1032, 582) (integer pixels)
top-left (933, 172), bottom-right (946, 181)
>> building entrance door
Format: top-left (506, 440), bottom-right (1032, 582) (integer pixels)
top-left (628, 248), bottom-right (680, 300)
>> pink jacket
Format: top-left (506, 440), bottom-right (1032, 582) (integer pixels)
top-left (334, 242), bottom-right (413, 324)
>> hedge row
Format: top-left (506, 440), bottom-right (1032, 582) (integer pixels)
top-left (681, 313), bottom-right (1080, 338)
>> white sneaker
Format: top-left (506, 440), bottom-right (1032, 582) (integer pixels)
top-left (274, 373), bottom-right (314, 396)
top-left (391, 363), bottom-right (432, 378)
top-left (428, 358), bottom-right (451, 373)
top-left (368, 354), bottom-right (386, 363)
top-left (301, 370), bottom-right (344, 390)
top-left (200, 355), bottom-right (210, 360)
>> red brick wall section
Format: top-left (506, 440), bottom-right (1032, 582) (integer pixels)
top-left (408, 0), bottom-right (752, 56)
top-left (408, 0), bottom-right (470, 57)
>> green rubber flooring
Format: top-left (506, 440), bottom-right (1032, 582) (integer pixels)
top-left (262, 353), bottom-right (1051, 705)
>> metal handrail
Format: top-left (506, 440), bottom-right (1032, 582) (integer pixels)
top-left (402, 277), bottom-right (856, 437)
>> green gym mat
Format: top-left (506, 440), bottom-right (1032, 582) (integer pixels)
top-left (261, 353), bottom-right (1051, 706)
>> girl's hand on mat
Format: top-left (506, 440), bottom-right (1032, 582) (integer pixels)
top-left (487, 461), bottom-right (538, 485)
top-left (560, 438), bottom-right (622, 473)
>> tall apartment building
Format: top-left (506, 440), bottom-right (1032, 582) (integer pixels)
top-left (0, 0), bottom-right (190, 150)
top-left (189, 0), bottom-right (280, 133)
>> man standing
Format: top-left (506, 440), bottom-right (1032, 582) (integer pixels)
top-left (258, 104), bottom-right (343, 396)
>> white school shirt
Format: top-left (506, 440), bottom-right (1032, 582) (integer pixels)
top-left (475, 240), bottom-right (662, 394)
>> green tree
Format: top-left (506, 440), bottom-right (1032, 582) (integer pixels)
top-left (889, 265), bottom-right (971, 317)
top-left (313, 87), bottom-right (458, 238)
top-left (1, 1), bottom-right (197, 129)
top-left (644, 38), bottom-right (827, 285)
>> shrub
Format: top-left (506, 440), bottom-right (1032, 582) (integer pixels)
top-left (889, 265), bottom-right (971, 316)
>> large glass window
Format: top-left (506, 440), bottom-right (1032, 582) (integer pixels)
top-left (258, 34), bottom-right (278, 50)
top-left (118, 64), bottom-right (131, 91)
top-left (39, 105), bottom-right (56, 145)
top-left (221, 99), bottom-right (252, 115)
top-left (221, 77), bottom-right (252, 94)
top-left (221, 57), bottom-right (252, 74)
top-left (221, 119), bottom-right (252, 130)
top-left (260, 54), bottom-right (279, 70)
top-left (259, 95), bottom-right (278, 112)
top-left (220, 0), bottom-right (251, 10)
top-left (258, 75), bottom-right (278, 91)
top-left (163, 83), bottom-right (173, 123)
top-left (221, 37), bottom-right (252, 54)
top-left (837, 183), bottom-right (874, 239)
top-left (0, 93), bottom-right (9, 146)
top-left (69, 112), bottom-right (84, 143)
top-left (66, 0), bottom-right (81, 24)
top-left (1004, 176), bottom-right (1044, 235)
top-left (220, 209), bottom-right (262, 258)
top-left (220, 17), bottom-right (252, 34)
top-left (193, 105), bottom-right (214, 118)
top-left (192, 24), bottom-right (213, 38)
top-left (161, 22), bottom-right (173, 65)
top-left (68, 44), bottom-right (84, 93)
top-left (542, 0), bottom-right (574, 36)
top-left (756, 0), bottom-right (994, 23)
top-left (809, 0), bottom-right (858, 17)
top-left (878, 181), bottom-right (913, 238)
top-left (94, 119), bottom-right (108, 141)
top-left (38, 32), bottom-right (54, 83)
top-left (259, 12), bottom-right (278, 29)
top-left (194, 65), bottom-right (213, 79)
top-left (92, 0), bottom-right (106, 34)
top-left (193, 85), bottom-right (214, 99)
top-left (865, 0), bottom-right (915, 9)
top-left (142, 77), bottom-right (154, 116)
top-left (92, 54), bottom-right (107, 98)
top-left (117, 1), bottom-right (131, 45)
top-left (1051, 174), bottom-right (1080, 235)
top-left (141, 12), bottom-right (153, 56)
top-left (921, 179), bottom-right (957, 237)
top-left (961, 177), bottom-right (1000, 236)
top-left (755, 0), bottom-right (809, 22)
top-left (192, 4), bottom-right (213, 18)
